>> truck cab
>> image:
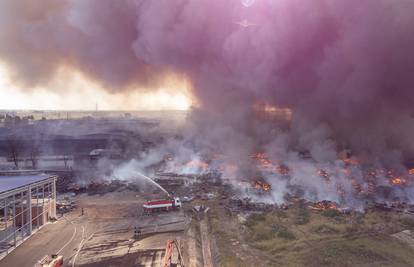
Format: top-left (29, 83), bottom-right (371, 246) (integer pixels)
top-left (174, 197), bottom-right (182, 208)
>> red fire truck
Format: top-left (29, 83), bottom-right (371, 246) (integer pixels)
top-left (143, 197), bottom-right (182, 214)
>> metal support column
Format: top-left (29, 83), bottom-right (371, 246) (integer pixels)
top-left (4, 198), bottom-right (9, 254)
top-left (12, 194), bottom-right (16, 246)
top-left (3, 199), bottom-right (6, 229)
top-left (3, 199), bottom-right (7, 254)
top-left (20, 192), bottom-right (23, 240)
top-left (52, 179), bottom-right (56, 200)
top-left (51, 179), bottom-right (57, 218)
top-left (35, 186), bottom-right (39, 229)
top-left (27, 186), bottom-right (32, 235)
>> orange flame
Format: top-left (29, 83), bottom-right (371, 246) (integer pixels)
top-left (310, 200), bottom-right (339, 211)
top-left (252, 180), bottom-right (271, 192)
top-left (341, 158), bottom-right (359, 166)
top-left (250, 153), bottom-right (272, 166)
top-left (391, 177), bottom-right (406, 186)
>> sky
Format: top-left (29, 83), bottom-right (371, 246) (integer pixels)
top-left (0, 63), bottom-right (192, 111)
top-left (1, 0), bottom-right (413, 123)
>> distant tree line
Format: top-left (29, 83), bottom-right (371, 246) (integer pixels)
top-left (6, 137), bottom-right (41, 169)
top-left (5, 136), bottom-right (70, 170)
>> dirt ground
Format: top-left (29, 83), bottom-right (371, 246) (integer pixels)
top-left (0, 189), bottom-right (188, 267)
top-left (72, 191), bottom-right (188, 267)
top-left (69, 188), bottom-right (414, 267)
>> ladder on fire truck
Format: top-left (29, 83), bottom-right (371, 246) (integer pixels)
top-left (162, 239), bottom-right (185, 267)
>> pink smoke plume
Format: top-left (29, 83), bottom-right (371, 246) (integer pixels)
top-left (1, 0), bottom-right (414, 162)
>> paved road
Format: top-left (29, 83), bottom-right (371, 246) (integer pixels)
top-left (0, 213), bottom-right (87, 267)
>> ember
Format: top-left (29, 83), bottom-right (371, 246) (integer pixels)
top-left (250, 152), bottom-right (279, 172)
top-left (341, 157), bottom-right (359, 166)
top-left (252, 180), bottom-right (271, 192)
top-left (250, 152), bottom-right (287, 174)
top-left (391, 177), bottom-right (407, 186)
top-left (250, 153), bottom-right (272, 166)
top-left (387, 170), bottom-right (408, 186)
top-left (310, 200), bottom-right (339, 211)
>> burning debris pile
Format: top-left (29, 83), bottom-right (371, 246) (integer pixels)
top-left (62, 141), bottom-right (414, 216)
top-left (144, 148), bottom-right (414, 213)
top-left (252, 180), bottom-right (271, 193)
top-left (309, 200), bottom-right (339, 211)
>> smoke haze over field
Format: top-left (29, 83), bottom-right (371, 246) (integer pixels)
top-left (2, 0), bottom-right (414, 204)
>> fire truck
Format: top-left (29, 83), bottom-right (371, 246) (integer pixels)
top-left (143, 197), bottom-right (182, 214)
top-left (35, 255), bottom-right (63, 267)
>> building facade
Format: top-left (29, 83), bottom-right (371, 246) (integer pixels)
top-left (0, 173), bottom-right (56, 259)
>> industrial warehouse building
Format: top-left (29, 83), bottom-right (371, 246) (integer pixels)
top-left (0, 173), bottom-right (57, 260)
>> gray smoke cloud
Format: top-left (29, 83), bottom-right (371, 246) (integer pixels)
top-left (2, 0), bottom-right (414, 205)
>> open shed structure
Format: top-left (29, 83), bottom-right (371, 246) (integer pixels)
top-left (0, 173), bottom-right (57, 260)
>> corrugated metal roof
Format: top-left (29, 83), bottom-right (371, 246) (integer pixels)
top-left (0, 174), bottom-right (51, 193)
